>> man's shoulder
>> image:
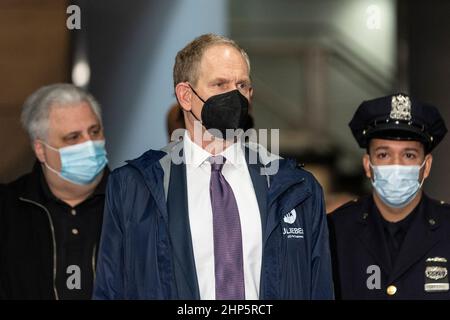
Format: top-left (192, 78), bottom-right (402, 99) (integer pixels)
top-left (0, 170), bottom-right (42, 224)
top-left (265, 157), bottom-right (325, 212)
top-left (328, 195), bottom-right (370, 223)
top-left (3, 169), bottom-right (38, 198)
top-left (426, 195), bottom-right (450, 209)
top-left (244, 141), bottom-right (281, 166)
top-left (109, 142), bottom-right (180, 186)
top-left (276, 158), bottom-right (322, 189)
top-left (125, 148), bottom-right (169, 170)
top-left (295, 164), bottom-right (322, 187)
top-left (5, 172), bottom-right (32, 189)
top-left (425, 195), bottom-right (450, 222)
top-left (110, 152), bottom-right (161, 181)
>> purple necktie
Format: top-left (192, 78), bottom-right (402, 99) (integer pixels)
top-left (209, 155), bottom-right (245, 300)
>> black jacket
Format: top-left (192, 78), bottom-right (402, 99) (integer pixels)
top-left (0, 162), bottom-right (108, 299)
top-left (328, 194), bottom-right (450, 300)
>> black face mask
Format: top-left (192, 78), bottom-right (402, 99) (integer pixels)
top-left (189, 85), bottom-right (249, 139)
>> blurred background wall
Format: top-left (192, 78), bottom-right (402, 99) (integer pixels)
top-left (1, 0), bottom-right (449, 208)
top-left (399, 0), bottom-right (450, 203)
top-left (229, 0), bottom-right (397, 208)
top-left (83, 0), bottom-right (228, 169)
top-left (0, 0), bottom-right (70, 182)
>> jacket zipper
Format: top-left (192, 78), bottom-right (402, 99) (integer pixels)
top-left (19, 197), bottom-right (59, 300)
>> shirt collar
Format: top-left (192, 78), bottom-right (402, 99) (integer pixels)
top-left (183, 131), bottom-right (245, 168)
top-left (219, 140), bottom-right (245, 168)
top-left (183, 131), bottom-right (214, 168)
top-left (38, 162), bottom-right (109, 205)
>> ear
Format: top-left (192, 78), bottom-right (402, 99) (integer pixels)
top-left (248, 87), bottom-right (254, 104)
top-left (175, 82), bottom-right (193, 112)
top-left (33, 140), bottom-right (46, 163)
top-left (422, 154), bottom-right (433, 180)
top-left (362, 154), bottom-right (372, 179)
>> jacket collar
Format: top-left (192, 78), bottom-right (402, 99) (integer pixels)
top-left (126, 140), bottom-right (312, 244)
top-left (125, 142), bottom-right (178, 225)
top-left (126, 140), bottom-right (311, 204)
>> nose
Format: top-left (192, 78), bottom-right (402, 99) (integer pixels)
top-left (79, 133), bottom-right (91, 143)
top-left (233, 84), bottom-right (246, 96)
top-left (393, 156), bottom-right (408, 166)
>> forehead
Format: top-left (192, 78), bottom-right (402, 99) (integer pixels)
top-left (198, 44), bottom-right (249, 78)
top-left (48, 101), bottom-right (99, 134)
top-left (369, 138), bottom-right (424, 151)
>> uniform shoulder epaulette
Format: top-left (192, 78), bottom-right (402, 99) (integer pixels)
top-left (331, 198), bottom-right (360, 213)
top-left (439, 200), bottom-right (450, 210)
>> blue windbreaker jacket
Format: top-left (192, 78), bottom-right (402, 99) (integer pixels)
top-left (93, 142), bottom-right (334, 299)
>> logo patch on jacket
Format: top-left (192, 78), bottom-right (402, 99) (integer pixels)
top-left (283, 209), bottom-right (297, 224)
top-left (282, 209), bottom-right (304, 239)
top-left (424, 257), bottom-right (449, 293)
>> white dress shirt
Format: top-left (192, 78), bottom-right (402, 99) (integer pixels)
top-left (184, 132), bottom-right (262, 300)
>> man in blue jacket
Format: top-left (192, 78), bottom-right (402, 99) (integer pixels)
top-left (93, 34), bottom-right (334, 300)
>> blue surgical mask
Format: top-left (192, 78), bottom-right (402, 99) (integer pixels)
top-left (43, 140), bottom-right (108, 185)
top-left (370, 161), bottom-right (426, 208)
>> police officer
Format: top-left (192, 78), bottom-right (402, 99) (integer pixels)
top-left (328, 93), bottom-right (450, 299)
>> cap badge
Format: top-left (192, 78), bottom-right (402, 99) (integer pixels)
top-left (390, 94), bottom-right (412, 121)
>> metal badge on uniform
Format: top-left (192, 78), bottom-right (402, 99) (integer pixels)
top-left (390, 94), bottom-right (412, 121)
top-left (424, 257), bottom-right (449, 293)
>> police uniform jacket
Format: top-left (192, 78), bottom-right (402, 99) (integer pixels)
top-left (328, 194), bottom-right (450, 299)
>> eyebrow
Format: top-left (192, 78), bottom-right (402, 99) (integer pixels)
top-left (208, 77), bottom-right (251, 84)
top-left (88, 124), bottom-right (101, 130)
top-left (208, 77), bottom-right (230, 83)
top-left (62, 131), bottom-right (81, 139)
top-left (374, 146), bottom-right (420, 152)
top-left (374, 146), bottom-right (389, 151)
top-left (62, 124), bottom-right (101, 138)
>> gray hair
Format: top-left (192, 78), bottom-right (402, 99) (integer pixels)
top-left (21, 83), bottom-right (102, 141)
